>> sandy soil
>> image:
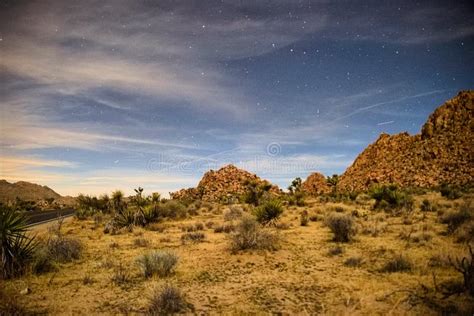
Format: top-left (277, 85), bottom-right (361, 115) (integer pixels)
top-left (3, 192), bottom-right (473, 315)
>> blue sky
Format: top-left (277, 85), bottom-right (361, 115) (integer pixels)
top-left (0, 0), bottom-right (473, 196)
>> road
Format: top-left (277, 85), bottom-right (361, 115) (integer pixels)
top-left (25, 208), bottom-right (75, 226)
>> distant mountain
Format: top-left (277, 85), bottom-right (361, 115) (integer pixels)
top-left (171, 164), bottom-right (280, 202)
top-left (0, 180), bottom-right (62, 202)
top-left (337, 90), bottom-right (474, 191)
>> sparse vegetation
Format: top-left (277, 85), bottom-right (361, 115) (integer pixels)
top-left (111, 263), bottom-right (129, 285)
top-left (439, 184), bottom-right (463, 200)
top-left (181, 232), bottom-right (205, 243)
top-left (324, 212), bottom-right (356, 242)
top-left (47, 236), bottom-right (82, 263)
top-left (449, 245), bottom-right (474, 296)
top-left (300, 210), bottom-right (309, 226)
top-left (136, 250), bottom-right (178, 278)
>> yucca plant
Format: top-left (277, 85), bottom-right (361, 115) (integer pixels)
top-left (254, 199), bottom-right (284, 225)
top-left (0, 205), bottom-right (37, 279)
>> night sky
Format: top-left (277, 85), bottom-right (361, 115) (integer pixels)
top-left (1, 1), bottom-right (473, 196)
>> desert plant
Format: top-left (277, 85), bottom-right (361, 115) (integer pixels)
top-left (449, 245), bottom-right (474, 296)
top-left (111, 263), bottom-right (129, 285)
top-left (147, 285), bottom-right (188, 315)
top-left (327, 245), bottom-right (344, 256)
top-left (229, 216), bottom-right (279, 252)
top-left (381, 255), bottom-right (412, 273)
top-left (420, 199), bottom-right (437, 213)
top-left (136, 250), bottom-right (178, 278)
top-left (439, 184), bottom-right (463, 200)
top-left (30, 244), bottom-right (57, 274)
top-left (300, 210), bottom-right (309, 226)
top-left (324, 212), bottom-right (356, 242)
top-left (0, 287), bottom-right (28, 315)
top-left (214, 223), bottom-right (235, 233)
top-left (156, 200), bottom-right (187, 219)
top-left (0, 205), bottom-right (37, 279)
top-left (369, 184), bottom-right (414, 213)
top-left (133, 238), bottom-right (150, 247)
top-left (344, 256), bottom-right (363, 267)
top-left (287, 177), bottom-right (305, 206)
top-left (223, 205), bottom-right (243, 221)
top-left (181, 232), bottom-right (205, 244)
top-left (440, 202), bottom-right (472, 234)
top-left (254, 199), bottom-right (284, 225)
top-left (47, 236), bottom-right (82, 263)
top-left (243, 180), bottom-right (272, 206)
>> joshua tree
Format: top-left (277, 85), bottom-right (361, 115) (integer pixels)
top-left (326, 174), bottom-right (339, 191)
top-left (111, 190), bottom-right (125, 213)
top-left (132, 187), bottom-right (146, 226)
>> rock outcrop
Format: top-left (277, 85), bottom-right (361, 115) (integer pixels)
top-left (301, 172), bottom-right (331, 195)
top-left (338, 91), bottom-right (474, 191)
top-left (171, 164), bottom-right (280, 202)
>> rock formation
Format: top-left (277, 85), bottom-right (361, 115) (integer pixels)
top-left (171, 164), bottom-right (280, 202)
top-left (338, 90), bottom-right (474, 191)
top-left (301, 172), bottom-right (331, 195)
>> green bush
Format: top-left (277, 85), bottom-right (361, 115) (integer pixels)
top-left (254, 200), bottom-right (284, 225)
top-left (420, 199), bottom-right (438, 212)
top-left (439, 184), bottom-right (463, 200)
top-left (157, 200), bottom-right (187, 219)
top-left (230, 216), bottom-right (279, 252)
top-left (324, 212), bottom-right (356, 242)
top-left (136, 251), bottom-right (178, 278)
top-left (0, 205), bottom-right (37, 279)
top-left (369, 185), bottom-right (414, 212)
top-left (243, 180), bottom-right (272, 206)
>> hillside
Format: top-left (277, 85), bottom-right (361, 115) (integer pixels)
top-left (338, 90), bottom-right (474, 191)
top-left (0, 179), bottom-right (61, 203)
top-left (171, 164), bottom-right (280, 202)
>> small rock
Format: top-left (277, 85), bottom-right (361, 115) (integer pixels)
top-left (20, 287), bottom-right (31, 295)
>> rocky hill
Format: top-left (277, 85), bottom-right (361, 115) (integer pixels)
top-left (171, 164), bottom-right (280, 202)
top-left (0, 179), bottom-right (61, 202)
top-left (301, 172), bottom-right (331, 195)
top-left (338, 90), bottom-right (474, 191)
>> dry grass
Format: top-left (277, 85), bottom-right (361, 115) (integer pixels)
top-left (3, 194), bottom-right (473, 314)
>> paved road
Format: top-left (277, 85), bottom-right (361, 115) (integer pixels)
top-left (25, 208), bottom-right (75, 226)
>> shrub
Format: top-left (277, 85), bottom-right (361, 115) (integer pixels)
top-left (0, 287), bottom-right (28, 315)
top-left (324, 212), bottom-right (356, 242)
top-left (133, 238), bottom-right (150, 247)
top-left (440, 184), bottom-right (463, 200)
top-left (327, 245), bottom-right (344, 256)
top-left (449, 245), bottom-right (474, 296)
top-left (31, 244), bottom-right (57, 274)
top-left (229, 216), bottom-right (279, 252)
top-left (136, 251), bottom-right (178, 278)
top-left (223, 206), bottom-right (243, 221)
top-left (147, 285), bottom-right (188, 315)
top-left (440, 202), bottom-right (472, 234)
top-left (369, 185), bottom-right (414, 212)
top-left (254, 200), bottom-right (284, 225)
top-left (1, 205), bottom-right (37, 279)
top-left (456, 222), bottom-right (474, 243)
top-left (214, 224), bottom-right (235, 233)
top-left (300, 210), bottom-right (309, 226)
top-left (243, 180), bottom-right (273, 206)
top-left (47, 236), bottom-right (82, 263)
top-left (181, 232), bottom-right (205, 244)
top-left (420, 199), bottom-right (438, 212)
top-left (111, 263), bottom-right (129, 285)
top-left (157, 200), bottom-right (187, 219)
top-left (344, 257), bottom-right (363, 267)
top-left (381, 255), bottom-right (412, 273)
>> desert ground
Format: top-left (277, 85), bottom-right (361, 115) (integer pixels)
top-left (2, 189), bottom-right (473, 315)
